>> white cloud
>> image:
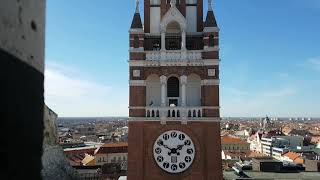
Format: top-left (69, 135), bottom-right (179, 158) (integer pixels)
top-left (44, 61), bottom-right (128, 117)
top-left (262, 87), bottom-right (297, 98)
top-left (308, 57), bottom-right (320, 71)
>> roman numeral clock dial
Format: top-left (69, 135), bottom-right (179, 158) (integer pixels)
top-left (153, 130), bottom-right (195, 174)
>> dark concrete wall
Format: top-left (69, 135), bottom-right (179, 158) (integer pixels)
top-left (1, 49), bottom-right (44, 179)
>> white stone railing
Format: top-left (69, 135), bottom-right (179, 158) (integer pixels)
top-left (145, 50), bottom-right (202, 61)
top-left (145, 106), bottom-right (203, 119)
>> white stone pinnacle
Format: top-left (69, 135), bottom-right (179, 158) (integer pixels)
top-left (135, 0), bottom-right (140, 13)
top-left (208, 0), bottom-right (213, 11)
top-left (171, 0), bottom-right (177, 7)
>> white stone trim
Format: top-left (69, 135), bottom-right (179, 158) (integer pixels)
top-left (208, 69), bottom-right (216, 77)
top-left (203, 46), bottom-right (219, 51)
top-left (128, 60), bottom-right (145, 66)
top-left (160, 4), bottom-right (187, 32)
top-left (128, 106), bottom-right (220, 110)
top-left (129, 47), bottom-right (144, 52)
top-left (203, 59), bottom-right (220, 66)
top-left (128, 59), bottom-right (220, 67)
top-left (128, 106), bottom-right (146, 109)
top-left (201, 79), bottom-right (220, 86)
top-left (129, 28), bottom-right (144, 34)
top-left (203, 27), bottom-right (220, 32)
top-left (129, 80), bottom-right (146, 86)
top-left (203, 37), bottom-right (219, 40)
top-left (128, 117), bottom-right (221, 122)
top-left (133, 70), bottom-right (141, 77)
top-left (202, 106), bottom-right (220, 109)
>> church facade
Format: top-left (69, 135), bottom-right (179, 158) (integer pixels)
top-left (127, 0), bottom-right (222, 179)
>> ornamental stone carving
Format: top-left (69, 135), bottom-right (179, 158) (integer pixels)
top-left (160, 2), bottom-right (187, 33)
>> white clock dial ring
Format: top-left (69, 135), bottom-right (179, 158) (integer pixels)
top-left (153, 130), bottom-right (195, 174)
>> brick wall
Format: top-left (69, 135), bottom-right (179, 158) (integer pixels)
top-left (127, 121), bottom-right (223, 180)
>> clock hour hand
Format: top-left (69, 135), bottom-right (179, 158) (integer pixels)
top-left (177, 144), bottom-right (185, 151)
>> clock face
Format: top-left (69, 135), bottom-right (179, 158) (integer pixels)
top-left (153, 130), bottom-right (195, 174)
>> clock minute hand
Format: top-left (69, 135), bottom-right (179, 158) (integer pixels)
top-left (163, 144), bottom-right (172, 150)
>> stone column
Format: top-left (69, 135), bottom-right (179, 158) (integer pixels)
top-left (181, 30), bottom-right (186, 50)
top-left (160, 75), bottom-right (167, 120)
top-left (180, 75), bottom-right (187, 107)
top-left (160, 75), bottom-right (167, 107)
top-left (161, 32), bottom-right (166, 51)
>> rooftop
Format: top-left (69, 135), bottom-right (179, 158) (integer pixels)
top-left (221, 136), bottom-right (249, 145)
top-left (224, 171), bottom-right (320, 180)
top-left (283, 152), bottom-right (301, 161)
top-left (101, 142), bottom-right (128, 148)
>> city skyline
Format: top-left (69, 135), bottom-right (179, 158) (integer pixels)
top-left (45, 0), bottom-right (320, 117)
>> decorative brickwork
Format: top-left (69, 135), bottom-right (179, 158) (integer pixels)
top-left (129, 109), bottom-right (146, 117)
top-left (130, 66), bottom-right (219, 80)
top-left (202, 51), bottom-right (219, 59)
top-left (201, 85), bottom-right (219, 106)
top-left (129, 52), bottom-right (146, 60)
top-left (129, 86), bottom-right (146, 107)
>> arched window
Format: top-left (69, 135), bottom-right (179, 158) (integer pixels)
top-left (133, 36), bottom-right (139, 48)
top-left (167, 77), bottom-right (179, 97)
top-left (209, 35), bottom-right (214, 47)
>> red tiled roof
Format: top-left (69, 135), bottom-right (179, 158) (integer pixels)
top-left (221, 136), bottom-right (248, 145)
top-left (101, 142), bottom-right (128, 148)
top-left (95, 142), bottom-right (128, 155)
top-left (283, 152), bottom-right (301, 160)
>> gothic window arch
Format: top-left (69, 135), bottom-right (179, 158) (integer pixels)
top-left (133, 36), bottom-right (139, 48)
top-left (209, 35), bottom-right (214, 47)
top-left (167, 76), bottom-right (179, 97)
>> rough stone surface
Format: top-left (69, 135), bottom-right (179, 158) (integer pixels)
top-left (42, 145), bottom-right (80, 180)
top-left (43, 105), bottom-right (58, 146)
top-left (41, 106), bottom-right (81, 180)
top-left (0, 0), bottom-right (45, 73)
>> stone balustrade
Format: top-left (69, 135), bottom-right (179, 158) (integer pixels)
top-left (145, 106), bottom-right (203, 119)
top-left (145, 50), bottom-right (202, 61)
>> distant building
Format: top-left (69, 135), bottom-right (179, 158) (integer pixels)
top-left (82, 154), bottom-right (96, 166)
top-left (289, 129), bottom-right (313, 137)
top-left (260, 136), bottom-right (304, 157)
top-left (252, 158), bottom-right (282, 172)
top-left (221, 136), bottom-right (250, 152)
top-left (305, 159), bottom-right (320, 172)
top-left (94, 142), bottom-right (128, 167)
top-left (281, 152), bottom-right (304, 164)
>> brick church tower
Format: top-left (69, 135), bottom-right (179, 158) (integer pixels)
top-left (128, 0), bottom-right (222, 179)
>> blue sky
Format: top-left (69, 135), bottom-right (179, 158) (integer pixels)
top-left (45, 0), bottom-right (320, 117)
